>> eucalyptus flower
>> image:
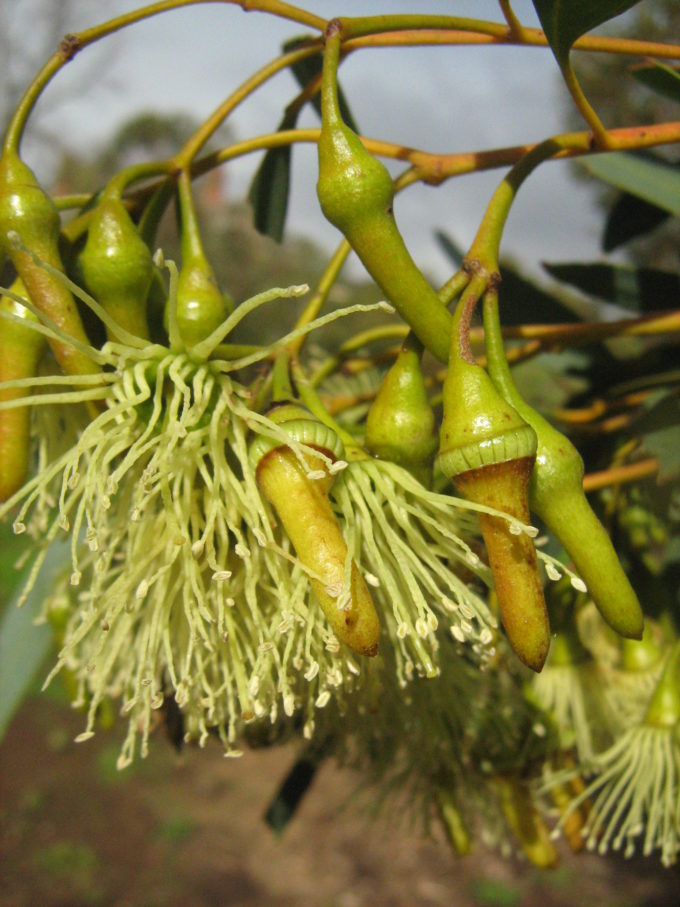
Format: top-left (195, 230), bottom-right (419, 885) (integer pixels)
top-left (0, 245), bottom-right (393, 762)
top-left (548, 641), bottom-right (680, 865)
top-left (330, 450), bottom-right (540, 680)
top-left (529, 623), bottom-right (614, 763)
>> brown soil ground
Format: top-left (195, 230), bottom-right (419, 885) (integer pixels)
top-left (1, 696), bottom-right (679, 907)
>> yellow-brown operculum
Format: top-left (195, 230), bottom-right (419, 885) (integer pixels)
top-left (250, 403), bottom-right (380, 657)
top-left (436, 354), bottom-right (550, 672)
top-left (0, 278), bottom-right (45, 501)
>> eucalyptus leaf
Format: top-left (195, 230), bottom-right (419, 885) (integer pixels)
top-left (248, 110), bottom-right (297, 242)
top-left (0, 541), bottom-right (68, 741)
top-left (631, 389), bottom-right (680, 481)
top-left (631, 61), bottom-right (680, 106)
top-left (603, 190), bottom-right (670, 252)
top-left (532, 0), bottom-right (642, 69)
top-left (499, 261), bottom-right (581, 325)
top-left (434, 229), bottom-right (464, 269)
top-left (580, 152), bottom-right (680, 216)
top-left (543, 261), bottom-right (680, 313)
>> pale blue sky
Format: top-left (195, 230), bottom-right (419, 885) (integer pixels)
top-left (19, 0), bottom-right (628, 284)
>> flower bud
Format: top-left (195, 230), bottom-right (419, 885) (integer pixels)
top-left (492, 774), bottom-right (559, 867)
top-left (0, 277), bottom-right (45, 501)
top-left (365, 346), bottom-right (437, 486)
top-left (482, 291), bottom-right (643, 640)
top-left (0, 152), bottom-right (97, 376)
top-left (79, 196), bottom-right (152, 340)
top-left (316, 23), bottom-right (450, 361)
top-left (251, 404), bottom-right (380, 657)
top-left (437, 340), bottom-right (550, 672)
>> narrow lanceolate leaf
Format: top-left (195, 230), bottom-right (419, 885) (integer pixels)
top-left (603, 190), bottom-right (670, 252)
top-left (580, 152), bottom-right (680, 217)
top-left (532, 1), bottom-right (643, 69)
top-left (434, 229), bottom-right (464, 269)
top-left (631, 61), bottom-right (680, 106)
top-left (0, 541), bottom-right (68, 741)
top-left (543, 262), bottom-right (680, 313)
top-left (498, 261), bottom-right (581, 325)
top-left (248, 110), bottom-right (296, 242)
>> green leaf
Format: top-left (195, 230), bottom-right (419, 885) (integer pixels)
top-left (603, 189), bottom-right (669, 252)
top-left (631, 389), bottom-right (680, 481)
top-left (532, 0), bottom-right (642, 69)
top-left (498, 261), bottom-right (581, 325)
top-left (0, 542), bottom-right (68, 741)
top-left (631, 60), bottom-right (680, 106)
top-left (542, 261), bottom-right (680, 313)
top-left (580, 152), bottom-right (680, 216)
top-left (434, 229), bottom-right (464, 269)
top-left (248, 110), bottom-right (296, 243)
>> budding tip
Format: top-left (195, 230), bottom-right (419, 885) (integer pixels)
top-left (325, 18), bottom-right (342, 41)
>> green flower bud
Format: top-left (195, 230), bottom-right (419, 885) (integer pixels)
top-left (437, 318), bottom-right (549, 672)
top-left (435, 789), bottom-right (472, 856)
top-left (79, 196), bottom-right (152, 340)
top-left (175, 253), bottom-right (232, 347)
top-left (0, 152), bottom-right (97, 377)
top-left (492, 775), bottom-right (559, 868)
top-left (645, 641), bottom-right (680, 729)
top-left (364, 346), bottom-right (437, 485)
top-left (316, 23), bottom-right (450, 362)
top-left (174, 170), bottom-right (233, 348)
top-left (483, 291), bottom-right (644, 640)
top-left (251, 404), bottom-right (380, 657)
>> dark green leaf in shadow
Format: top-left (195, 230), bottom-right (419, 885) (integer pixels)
top-left (603, 189), bottom-right (670, 252)
top-left (434, 229), bottom-right (464, 269)
top-left (499, 262), bottom-right (582, 325)
top-left (543, 261), bottom-right (680, 312)
top-left (630, 388), bottom-right (680, 480)
top-left (631, 60), bottom-right (680, 106)
top-left (532, 1), bottom-right (642, 69)
top-left (580, 152), bottom-right (680, 216)
top-left (248, 109), bottom-right (296, 242)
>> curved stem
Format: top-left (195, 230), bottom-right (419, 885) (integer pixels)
top-left (176, 168), bottom-right (204, 261)
top-left (3, 0), bottom-right (326, 155)
top-left (467, 137), bottom-right (573, 269)
top-left (497, 0), bottom-right (528, 41)
top-left (561, 60), bottom-right (610, 149)
top-left (272, 351), bottom-right (293, 401)
top-left (582, 458), bottom-right (659, 493)
top-left (173, 42), bottom-right (322, 168)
